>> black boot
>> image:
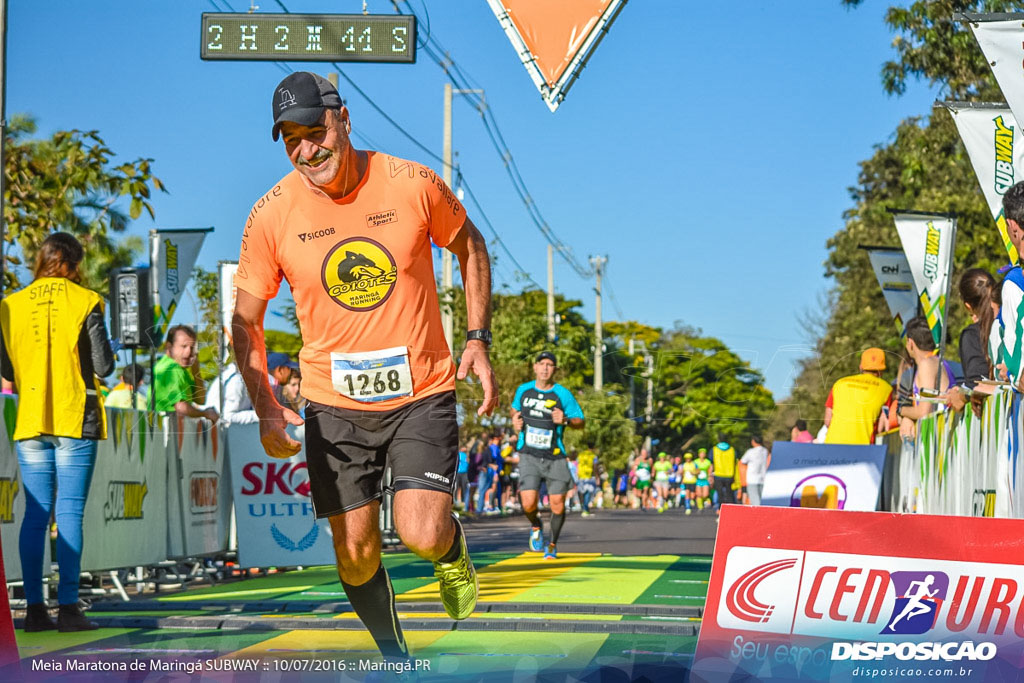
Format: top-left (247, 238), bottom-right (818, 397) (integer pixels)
top-left (57, 604), bottom-right (98, 632)
top-left (22, 603), bottom-right (56, 632)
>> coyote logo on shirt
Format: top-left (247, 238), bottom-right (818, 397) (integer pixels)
top-left (338, 252), bottom-right (385, 282)
top-left (321, 237), bottom-right (398, 312)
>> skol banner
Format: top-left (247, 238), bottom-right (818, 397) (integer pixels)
top-left (691, 505), bottom-right (1024, 683)
top-left (893, 212), bottom-right (956, 346)
top-left (226, 423), bottom-right (336, 568)
top-left (864, 247), bottom-right (918, 333)
top-left (485, 0), bottom-right (628, 111)
top-left (218, 260), bottom-right (238, 362)
top-left (763, 442), bottom-right (886, 512)
top-left (944, 102), bottom-right (1022, 263)
top-left (150, 228), bottom-right (212, 343)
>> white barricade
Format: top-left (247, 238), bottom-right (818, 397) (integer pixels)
top-left (79, 409), bottom-right (169, 571)
top-left (0, 398), bottom-right (46, 582)
top-left (226, 423), bottom-right (336, 568)
top-left (166, 415), bottom-right (232, 558)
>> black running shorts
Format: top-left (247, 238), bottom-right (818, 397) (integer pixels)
top-left (303, 391), bottom-right (459, 518)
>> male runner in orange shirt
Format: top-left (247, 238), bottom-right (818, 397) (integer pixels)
top-left (232, 72), bottom-right (497, 662)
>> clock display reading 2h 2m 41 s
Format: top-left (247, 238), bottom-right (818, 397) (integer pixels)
top-left (201, 13), bottom-right (416, 63)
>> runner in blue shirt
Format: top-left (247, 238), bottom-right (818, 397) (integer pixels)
top-left (511, 351), bottom-right (585, 559)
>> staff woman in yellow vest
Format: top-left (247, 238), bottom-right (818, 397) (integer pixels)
top-left (0, 233), bottom-right (114, 633)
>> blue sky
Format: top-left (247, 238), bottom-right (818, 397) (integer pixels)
top-left (7, 1), bottom-right (943, 397)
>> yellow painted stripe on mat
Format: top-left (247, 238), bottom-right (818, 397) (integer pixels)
top-left (316, 611), bottom-right (619, 622)
top-left (229, 629), bottom-right (447, 658)
top-left (397, 552), bottom-right (600, 603)
top-left (516, 554), bottom-right (679, 604)
top-left (161, 585), bottom-right (317, 601)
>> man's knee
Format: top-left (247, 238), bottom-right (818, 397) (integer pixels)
top-left (334, 537), bottom-right (380, 585)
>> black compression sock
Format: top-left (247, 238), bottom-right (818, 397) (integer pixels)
top-left (438, 518), bottom-right (463, 564)
top-left (341, 563), bottom-right (408, 659)
top-left (550, 510), bottom-right (567, 545)
top-left (524, 507), bottom-right (542, 529)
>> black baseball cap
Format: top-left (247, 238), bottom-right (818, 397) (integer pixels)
top-left (271, 72), bottom-right (343, 141)
top-left (536, 351), bottom-right (557, 365)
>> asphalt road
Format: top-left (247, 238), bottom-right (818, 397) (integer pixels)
top-left (459, 506), bottom-right (719, 556)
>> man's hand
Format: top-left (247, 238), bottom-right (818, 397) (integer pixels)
top-left (457, 341), bottom-right (497, 416)
top-left (552, 408), bottom-right (565, 425)
top-left (997, 363), bottom-right (1009, 381)
top-left (946, 387), bottom-right (967, 412)
top-left (204, 407), bottom-right (220, 426)
top-left (260, 404), bottom-right (305, 459)
top-left (512, 411), bottom-right (524, 433)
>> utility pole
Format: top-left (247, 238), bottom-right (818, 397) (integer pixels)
top-left (627, 337), bottom-right (635, 420)
top-left (442, 82), bottom-right (454, 353)
top-left (441, 83), bottom-right (484, 354)
top-left (590, 255), bottom-right (606, 391)
top-left (547, 244), bottom-right (556, 342)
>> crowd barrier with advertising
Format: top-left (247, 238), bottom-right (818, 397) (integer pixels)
top-left (0, 398), bottom-right (231, 582)
top-left (884, 387), bottom-right (1021, 520)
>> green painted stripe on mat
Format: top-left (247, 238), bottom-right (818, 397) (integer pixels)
top-left (514, 554), bottom-right (679, 605)
top-left (52, 628), bottom-right (284, 659)
top-left (17, 629), bottom-right (138, 658)
top-left (632, 556), bottom-right (711, 605)
top-left (415, 629), bottom-right (608, 678)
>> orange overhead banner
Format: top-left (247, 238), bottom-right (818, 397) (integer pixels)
top-left (486, 0), bottom-right (628, 112)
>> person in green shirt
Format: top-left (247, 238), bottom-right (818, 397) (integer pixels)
top-left (652, 452), bottom-right (673, 513)
top-left (695, 449), bottom-right (714, 511)
top-left (153, 325), bottom-right (218, 424)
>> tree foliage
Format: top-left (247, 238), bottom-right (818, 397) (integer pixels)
top-left (775, 1), bottom-right (1024, 438)
top-left (3, 115), bottom-right (166, 293)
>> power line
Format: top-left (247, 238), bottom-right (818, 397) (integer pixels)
top-left (393, 0), bottom-right (594, 279)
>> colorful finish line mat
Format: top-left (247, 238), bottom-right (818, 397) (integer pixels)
top-left (12, 552), bottom-right (709, 681)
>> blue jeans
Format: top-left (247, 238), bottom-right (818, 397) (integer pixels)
top-left (16, 436), bottom-right (98, 605)
top-left (476, 469), bottom-right (494, 511)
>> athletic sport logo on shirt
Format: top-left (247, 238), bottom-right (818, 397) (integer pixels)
top-left (321, 237), bottom-right (398, 311)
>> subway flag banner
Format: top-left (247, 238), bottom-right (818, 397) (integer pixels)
top-left (968, 16), bottom-right (1024, 162)
top-left (864, 247), bottom-right (918, 334)
top-left (762, 442), bottom-right (886, 512)
top-left (150, 228), bottom-right (212, 344)
top-left (944, 102), bottom-right (1022, 264)
top-left (691, 506), bottom-right (1024, 682)
top-left (218, 260), bottom-right (238, 362)
top-left (892, 213), bottom-right (955, 346)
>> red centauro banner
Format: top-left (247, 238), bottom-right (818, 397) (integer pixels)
top-left (691, 505), bottom-right (1024, 682)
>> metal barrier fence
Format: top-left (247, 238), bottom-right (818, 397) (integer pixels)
top-left (882, 387), bottom-right (1021, 519)
top-left (0, 398), bottom-right (398, 598)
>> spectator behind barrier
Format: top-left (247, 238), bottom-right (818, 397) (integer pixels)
top-left (823, 348), bottom-right (892, 445)
top-left (280, 367), bottom-right (305, 417)
top-left (791, 419), bottom-right (814, 443)
top-left (153, 325), bottom-right (218, 425)
top-left (948, 269), bottom-right (1001, 415)
top-left (897, 317), bottom-right (955, 440)
top-left (1000, 181), bottom-right (1024, 388)
top-left (203, 360), bottom-right (258, 425)
top-left (267, 352), bottom-right (298, 407)
top-left (0, 232), bottom-right (115, 632)
top-left (105, 363), bottom-right (148, 410)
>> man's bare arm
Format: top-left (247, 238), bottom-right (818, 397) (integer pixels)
top-left (448, 218), bottom-right (497, 415)
top-left (232, 289), bottom-right (303, 457)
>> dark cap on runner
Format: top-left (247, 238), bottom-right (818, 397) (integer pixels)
top-left (536, 351), bottom-right (557, 365)
top-left (271, 72), bottom-right (343, 141)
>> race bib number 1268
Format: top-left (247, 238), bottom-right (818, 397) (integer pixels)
top-left (331, 346), bottom-right (414, 403)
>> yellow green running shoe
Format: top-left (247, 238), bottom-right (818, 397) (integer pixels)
top-left (433, 516), bottom-right (478, 620)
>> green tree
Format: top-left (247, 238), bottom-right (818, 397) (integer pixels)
top-left (4, 115), bottom-right (166, 293)
top-left (775, 1), bottom-right (1024, 438)
top-left (564, 387), bottom-right (636, 471)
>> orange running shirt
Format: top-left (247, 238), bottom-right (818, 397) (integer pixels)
top-left (824, 373), bottom-right (893, 445)
top-left (235, 151), bottom-right (466, 411)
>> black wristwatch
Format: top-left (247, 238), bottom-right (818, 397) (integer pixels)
top-left (466, 329), bottom-right (492, 346)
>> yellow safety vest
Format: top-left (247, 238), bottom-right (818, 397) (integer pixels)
top-left (1, 277), bottom-right (107, 440)
top-left (713, 445), bottom-right (737, 478)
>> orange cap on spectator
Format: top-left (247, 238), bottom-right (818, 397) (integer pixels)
top-left (860, 348), bottom-right (886, 371)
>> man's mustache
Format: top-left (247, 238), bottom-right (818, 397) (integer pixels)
top-left (298, 149), bottom-right (333, 166)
